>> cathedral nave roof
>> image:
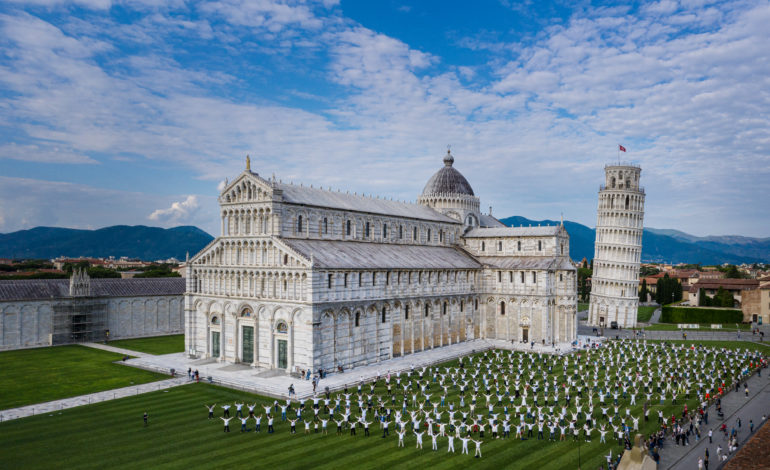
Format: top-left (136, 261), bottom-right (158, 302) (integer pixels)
top-left (464, 225), bottom-right (563, 238)
top-left (474, 256), bottom-right (575, 271)
top-left (282, 239), bottom-right (481, 270)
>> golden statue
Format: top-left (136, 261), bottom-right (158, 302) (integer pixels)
top-left (246, 154), bottom-right (251, 171)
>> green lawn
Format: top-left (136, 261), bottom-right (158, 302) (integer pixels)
top-left (108, 334), bottom-right (185, 355)
top-left (578, 302), bottom-right (589, 312)
top-left (645, 323), bottom-right (751, 332)
top-left (0, 343), bottom-right (761, 470)
top-left (636, 306), bottom-right (657, 323)
top-left (0, 345), bottom-right (168, 410)
top-left (644, 339), bottom-right (770, 355)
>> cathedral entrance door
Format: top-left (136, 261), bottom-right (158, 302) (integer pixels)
top-left (242, 326), bottom-right (254, 364)
top-left (211, 331), bottom-right (220, 358)
top-left (277, 339), bottom-right (287, 369)
top-left (522, 328), bottom-right (528, 342)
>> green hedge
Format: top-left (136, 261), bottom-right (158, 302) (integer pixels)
top-left (660, 306), bottom-right (743, 323)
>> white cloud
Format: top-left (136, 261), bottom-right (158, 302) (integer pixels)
top-left (0, 143), bottom-right (98, 164)
top-left (149, 195), bottom-right (201, 224)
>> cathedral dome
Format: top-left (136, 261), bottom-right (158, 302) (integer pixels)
top-left (421, 150), bottom-right (475, 196)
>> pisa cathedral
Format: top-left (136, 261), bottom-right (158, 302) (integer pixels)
top-left (185, 151), bottom-right (577, 373)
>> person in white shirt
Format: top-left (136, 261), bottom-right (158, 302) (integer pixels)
top-left (221, 416), bottom-right (232, 432)
top-left (414, 431), bottom-right (424, 449)
top-left (447, 434), bottom-right (455, 452)
top-left (473, 439), bottom-right (483, 458)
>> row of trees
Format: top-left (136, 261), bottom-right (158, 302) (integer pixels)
top-left (654, 273), bottom-right (684, 305)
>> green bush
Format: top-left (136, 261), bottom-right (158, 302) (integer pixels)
top-left (660, 306), bottom-right (743, 323)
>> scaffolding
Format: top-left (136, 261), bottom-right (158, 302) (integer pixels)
top-left (52, 298), bottom-right (109, 345)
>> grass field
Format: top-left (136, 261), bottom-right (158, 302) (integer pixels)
top-left (0, 342), bottom-right (762, 470)
top-left (645, 339), bottom-right (770, 355)
top-left (645, 323), bottom-right (751, 332)
top-left (108, 334), bottom-right (185, 355)
top-left (578, 302), bottom-right (589, 312)
top-left (0, 345), bottom-right (167, 410)
top-left (636, 306), bottom-right (657, 323)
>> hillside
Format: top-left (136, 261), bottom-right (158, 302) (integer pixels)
top-left (498, 216), bottom-right (768, 265)
top-left (0, 225), bottom-right (214, 261)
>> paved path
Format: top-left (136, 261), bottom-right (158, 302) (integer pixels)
top-left (125, 338), bottom-right (589, 400)
top-left (649, 307), bottom-right (662, 323)
top-left (82, 342), bottom-right (152, 358)
top-left (0, 377), bottom-right (188, 422)
top-left (661, 369), bottom-right (770, 470)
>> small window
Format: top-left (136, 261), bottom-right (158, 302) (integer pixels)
top-left (460, 301), bottom-right (464, 312)
top-left (343, 273), bottom-right (348, 287)
top-left (323, 217), bottom-right (328, 234)
top-left (211, 316), bottom-right (219, 325)
top-left (442, 302), bottom-right (447, 315)
top-left (521, 271), bottom-right (525, 283)
top-left (365, 222), bottom-right (370, 238)
top-left (355, 312), bottom-right (360, 327)
top-left (383, 224), bottom-right (388, 239)
top-left (561, 244), bottom-right (564, 255)
top-left (538, 240), bottom-right (542, 251)
top-left (297, 215), bottom-right (303, 233)
top-left (382, 307), bottom-right (387, 324)
top-left (509, 272), bottom-right (513, 283)
top-left (498, 241), bottom-right (502, 251)
top-left (532, 271), bottom-right (537, 283)
top-left (559, 273), bottom-right (563, 282)
top-left (424, 304), bottom-right (429, 317)
top-left (474, 299), bottom-right (478, 310)
top-left (427, 229), bottom-right (431, 242)
top-left (372, 272), bottom-right (376, 286)
top-left (413, 227), bottom-right (418, 241)
top-left (500, 301), bottom-right (505, 316)
top-left (386, 271), bottom-right (390, 286)
top-left (346, 220), bottom-right (351, 236)
top-left (359, 272), bottom-right (363, 287)
top-left (518, 241), bottom-right (521, 251)
top-left (399, 225), bottom-right (403, 239)
top-left (497, 271), bottom-right (502, 282)
top-left (327, 273), bottom-right (333, 289)
top-left (283, 254), bottom-right (288, 265)
top-left (481, 241), bottom-right (486, 251)
top-left (405, 305), bottom-right (410, 320)
top-left (439, 231), bottom-right (443, 243)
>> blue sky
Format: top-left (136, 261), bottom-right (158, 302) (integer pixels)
top-left (0, 0), bottom-right (768, 237)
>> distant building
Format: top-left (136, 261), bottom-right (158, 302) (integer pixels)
top-left (0, 269), bottom-right (184, 351)
top-left (687, 278), bottom-right (759, 308)
top-left (741, 281), bottom-right (769, 324)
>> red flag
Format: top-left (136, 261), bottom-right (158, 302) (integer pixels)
top-left (619, 145), bottom-right (626, 152)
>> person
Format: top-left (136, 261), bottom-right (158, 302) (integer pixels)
top-left (431, 432), bottom-right (439, 451)
top-left (221, 416), bottom-right (232, 432)
top-left (459, 436), bottom-right (470, 455)
top-left (289, 419), bottom-right (297, 434)
top-left (414, 431), bottom-right (424, 449)
top-left (254, 414), bottom-right (262, 433)
top-left (240, 416), bottom-right (249, 432)
top-left (235, 402), bottom-right (244, 418)
top-left (447, 434), bottom-right (455, 452)
top-left (472, 439), bottom-right (483, 458)
top-left (143, 411), bottom-right (148, 427)
top-left (708, 428), bottom-right (712, 443)
top-left (205, 404), bottom-right (216, 419)
top-left (697, 457), bottom-right (703, 470)
top-left (267, 415), bottom-right (275, 433)
top-left (222, 404), bottom-right (230, 418)
top-left (397, 429), bottom-right (406, 447)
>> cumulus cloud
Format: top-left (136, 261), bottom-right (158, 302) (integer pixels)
top-left (149, 195), bottom-right (201, 224)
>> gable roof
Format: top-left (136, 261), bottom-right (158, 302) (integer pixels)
top-left (282, 239), bottom-right (480, 270)
top-left (0, 278), bottom-right (185, 302)
top-left (464, 225), bottom-right (563, 238)
top-left (275, 182), bottom-right (458, 223)
top-left (475, 256), bottom-right (575, 271)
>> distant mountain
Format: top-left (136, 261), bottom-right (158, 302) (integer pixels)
top-left (498, 216), bottom-right (769, 265)
top-left (0, 225), bottom-right (214, 261)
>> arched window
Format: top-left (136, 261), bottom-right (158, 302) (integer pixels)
top-left (481, 241), bottom-right (486, 251)
top-left (625, 195), bottom-right (630, 209)
top-left (538, 240), bottom-right (542, 251)
top-left (405, 305), bottom-right (410, 320)
top-left (611, 177), bottom-right (616, 188)
top-left (500, 301), bottom-right (505, 315)
top-left (626, 179), bottom-right (631, 188)
top-left (521, 271), bottom-right (525, 283)
top-left (399, 225), bottom-right (403, 239)
top-left (466, 214), bottom-right (476, 226)
top-left (442, 302), bottom-right (447, 315)
top-left (497, 241), bottom-right (502, 251)
top-left (497, 271), bottom-right (502, 282)
top-left (381, 307), bottom-right (387, 324)
top-left (532, 271), bottom-right (537, 283)
top-left (276, 322), bottom-right (288, 334)
top-left (427, 228), bottom-right (432, 242)
top-left (346, 220), bottom-right (351, 236)
top-left (518, 240), bottom-right (521, 251)
top-left (323, 217), bottom-right (328, 234)
top-left (283, 254), bottom-right (288, 265)
top-left (413, 227), bottom-right (418, 241)
top-left (355, 312), bottom-right (360, 327)
top-left (297, 215), bottom-right (303, 233)
top-left (327, 273), bottom-right (333, 288)
top-left (474, 299), bottom-right (478, 310)
top-left (382, 224), bottom-right (388, 239)
top-left (424, 304), bottom-right (430, 317)
top-left (460, 301), bottom-right (464, 312)
top-left (365, 222), bottom-right (370, 238)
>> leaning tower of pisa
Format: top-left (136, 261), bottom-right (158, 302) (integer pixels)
top-left (588, 164), bottom-right (645, 328)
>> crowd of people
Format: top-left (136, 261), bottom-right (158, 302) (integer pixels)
top-left (202, 340), bottom-right (767, 467)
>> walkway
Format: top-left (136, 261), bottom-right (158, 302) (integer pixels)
top-left (124, 338), bottom-right (586, 400)
top-left (0, 377), bottom-right (188, 422)
top-left (83, 342), bottom-right (152, 358)
top-left (661, 369), bottom-right (770, 469)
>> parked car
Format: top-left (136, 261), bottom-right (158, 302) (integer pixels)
top-left (610, 321), bottom-right (619, 329)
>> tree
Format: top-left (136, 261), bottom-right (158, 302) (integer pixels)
top-left (698, 288), bottom-right (711, 307)
top-left (639, 279), bottom-right (648, 302)
top-left (722, 265), bottom-right (746, 279)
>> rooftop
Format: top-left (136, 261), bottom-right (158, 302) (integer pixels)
top-left (0, 278), bottom-right (185, 302)
top-left (421, 150), bottom-right (475, 197)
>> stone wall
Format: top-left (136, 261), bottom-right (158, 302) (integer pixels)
top-left (0, 295), bottom-right (184, 351)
